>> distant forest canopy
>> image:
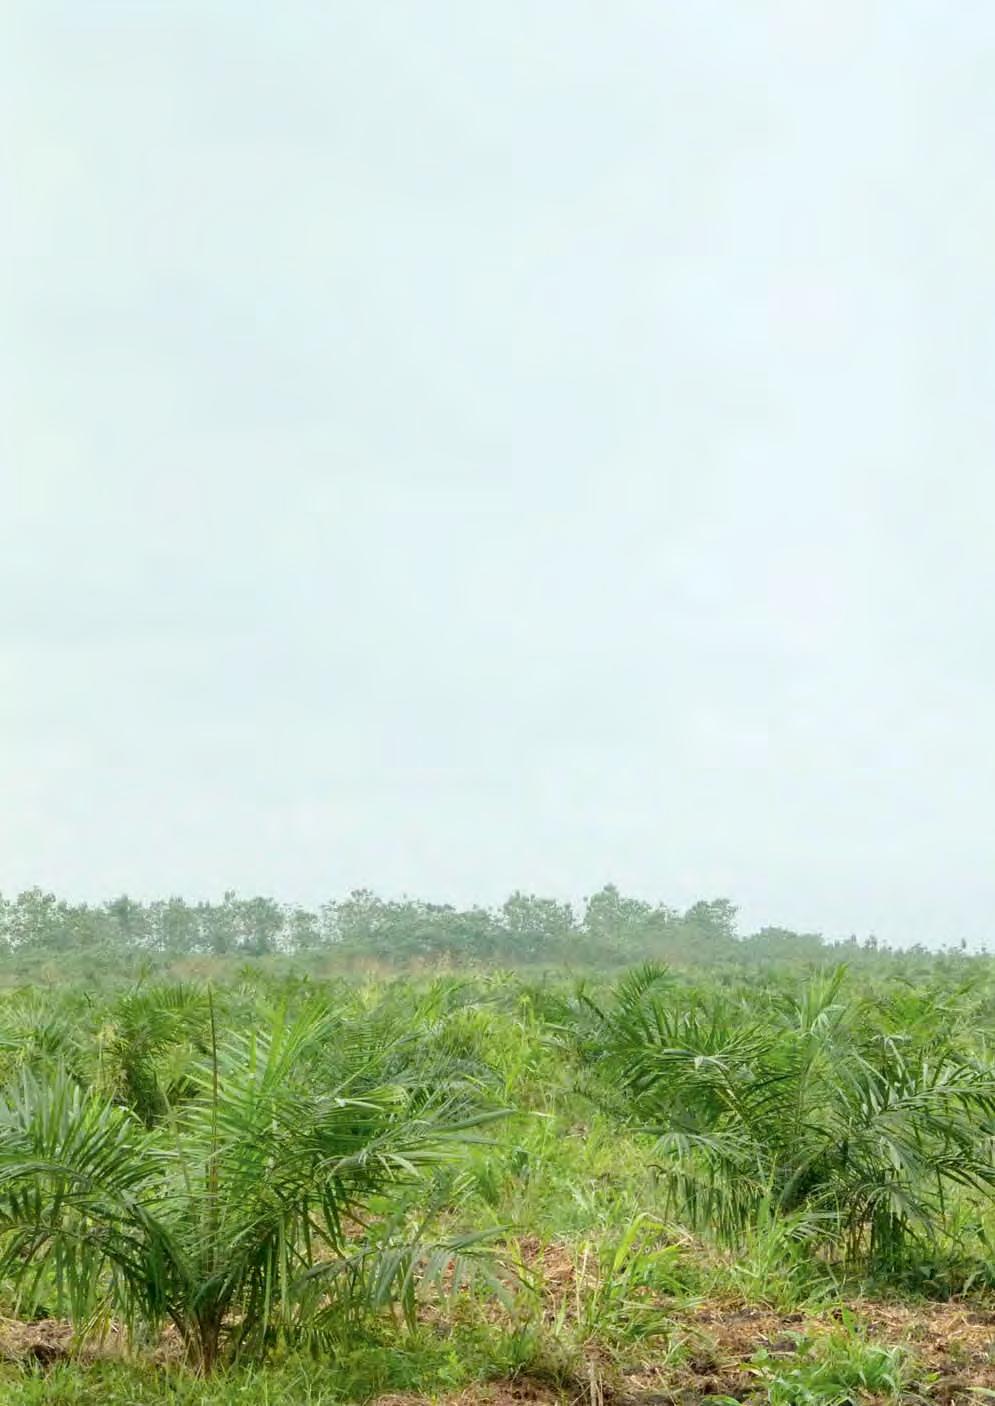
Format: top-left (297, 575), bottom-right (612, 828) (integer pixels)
top-left (0, 885), bottom-right (960, 967)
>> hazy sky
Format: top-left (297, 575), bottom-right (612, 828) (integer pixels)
top-left (3, 3), bottom-right (995, 944)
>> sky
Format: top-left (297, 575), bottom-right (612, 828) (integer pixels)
top-left (3, 2), bottom-right (995, 945)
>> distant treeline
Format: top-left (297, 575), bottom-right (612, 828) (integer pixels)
top-left (0, 885), bottom-right (919, 970)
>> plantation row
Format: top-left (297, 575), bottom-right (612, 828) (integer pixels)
top-left (3, 960), bottom-right (995, 1385)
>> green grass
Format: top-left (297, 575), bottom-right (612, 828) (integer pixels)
top-left (746, 1326), bottom-right (915, 1405)
top-left (0, 1343), bottom-right (481, 1405)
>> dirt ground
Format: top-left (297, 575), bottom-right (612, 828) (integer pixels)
top-left (3, 1266), bottom-right (995, 1402)
top-left (374, 1298), bottom-right (995, 1404)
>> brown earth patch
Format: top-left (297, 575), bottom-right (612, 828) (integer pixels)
top-left (376, 1382), bottom-right (562, 1406)
top-left (0, 1316), bottom-right (121, 1365)
top-left (661, 1297), bottom-right (995, 1402)
top-left (0, 1316), bottom-right (186, 1367)
top-left (507, 1238), bottom-right (995, 1399)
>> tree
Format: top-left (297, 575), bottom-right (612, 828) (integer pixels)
top-left (105, 895), bottom-right (149, 948)
top-left (500, 892), bottom-right (575, 960)
top-left (682, 898), bottom-right (737, 943)
top-left (582, 885), bottom-right (652, 956)
top-left (231, 896), bottom-right (284, 956)
top-left (150, 897), bottom-right (202, 954)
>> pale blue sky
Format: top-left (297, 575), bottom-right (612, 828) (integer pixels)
top-left (3, 3), bottom-right (995, 943)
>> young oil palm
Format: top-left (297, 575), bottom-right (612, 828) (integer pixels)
top-left (0, 999), bottom-right (502, 1371)
top-left (580, 965), bottom-right (995, 1270)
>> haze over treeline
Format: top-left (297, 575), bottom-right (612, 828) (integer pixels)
top-left (0, 886), bottom-right (975, 973)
